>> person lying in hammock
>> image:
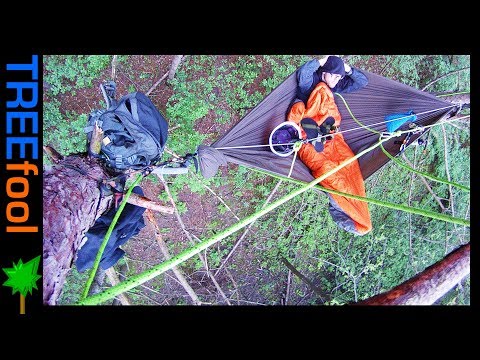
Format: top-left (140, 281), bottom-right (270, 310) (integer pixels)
top-left (285, 55), bottom-right (372, 235)
top-left (296, 55), bottom-right (368, 104)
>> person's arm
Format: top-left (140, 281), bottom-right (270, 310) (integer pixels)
top-left (296, 59), bottom-right (321, 103)
top-left (334, 66), bottom-right (368, 93)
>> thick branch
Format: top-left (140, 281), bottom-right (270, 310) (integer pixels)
top-left (146, 71), bottom-right (168, 96)
top-left (356, 243), bottom-right (470, 305)
top-left (214, 180), bottom-right (283, 277)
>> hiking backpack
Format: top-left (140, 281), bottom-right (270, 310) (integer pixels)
top-left (85, 82), bottom-right (169, 171)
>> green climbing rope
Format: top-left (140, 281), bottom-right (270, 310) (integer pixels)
top-left (81, 173), bottom-right (144, 300)
top-left (335, 93), bottom-right (469, 191)
top-left (78, 136), bottom-right (391, 305)
top-left (379, 144), bottom-right (470, 192)
top-left (250, 167), bottom-right (469, 227)
top-left (335, 92), bottom-right (381, 135)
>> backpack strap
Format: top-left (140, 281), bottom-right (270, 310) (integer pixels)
top-left (115, 155), bottom-right (123, 169)
top-left (100, 81), bottom-right (117, 109)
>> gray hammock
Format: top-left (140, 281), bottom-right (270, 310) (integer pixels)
top-left (197, 70), bottom-right (456, 182)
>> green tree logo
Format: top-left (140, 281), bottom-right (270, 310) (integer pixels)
top-left (2, 256), bottom-right (42, 314)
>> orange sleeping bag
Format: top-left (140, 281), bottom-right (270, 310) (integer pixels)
top-left (288, 82), bottom-right (372, 235)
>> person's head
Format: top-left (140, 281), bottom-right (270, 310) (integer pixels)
top-left (319, 55), bottom-right (345, 88)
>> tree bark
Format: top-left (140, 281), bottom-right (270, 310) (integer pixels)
top-left (355, 243), bottom-right (470, 305)
top-left (43, 153), bottom-right (112, 305)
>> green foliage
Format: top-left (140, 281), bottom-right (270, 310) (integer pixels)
top-left (47, 55), bottom-right (470, 305)
top-left (44, 55), bottom-right (111, 95)
top-left (261, 55), bottom-right (310, 93)
top-left (347, 55), bottom-right (470, 92)
top-left (43, 55), bottom-right (114, 158)
top-left (57, 266), bottom-right (90, 305)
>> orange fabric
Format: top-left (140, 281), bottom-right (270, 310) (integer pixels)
top-left (288, 82), bottom-right (372, 235)
top-left (288, 82), bottom-right (342, 132)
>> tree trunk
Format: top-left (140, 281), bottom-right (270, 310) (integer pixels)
top-left (43, 153), bottom-right (112, 305)
top-left (355, 243), bottom-right (470, 305)
top-left (436, 91), bottom-right (470, 108)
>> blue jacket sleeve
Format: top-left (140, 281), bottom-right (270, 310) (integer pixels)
top-left (296, 59), bottom-right (321, 103)
top-left (333, 68), bottom-right (368, 93)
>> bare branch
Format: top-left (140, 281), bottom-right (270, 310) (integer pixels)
top-left (422, 67), bottom-right (470, 91)
top-left (281, 257), bottom-right (326, 302)
top-left (105, 268), bottom-right (131, 305)
top-left (284, 269), bottom-right (292, 305)
top-left (146, 71), bottom-right (169, 96)
top-left (214, 180), bottom-right (283, 277)
top-left (401, 153), bottom-right (446, 211)
top-left (145, 209), bottom-right (202, 305)
top-left (157, 173), bottom-right (232, 305)
top-left (111, 55), bottom-right (118, 82)
top-left (189, 171), bottom-right (240, 221)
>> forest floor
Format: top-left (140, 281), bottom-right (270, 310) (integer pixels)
top-left (53, 55), bottom-right (308, 305)
top-left (48, 55), bottom-right (470, 306)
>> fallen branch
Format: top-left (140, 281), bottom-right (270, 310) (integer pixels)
top-left (284, 269), bottom-right (292, 305)
top-left (214, 180), bottom-right (283, 277)
top-left (225, 268), bottom-right (241, 305)
top-left (111, 55), bottom-right (118, 82)
top-left (190, 171), bottom-right (240, 221)
top-left (145, 209), bottom-right (202, 305)
top-left (146, 71), bottom-right (168, 96)
top-left (168, 55), bottom-right (184, 80)
top-left (157, 173), bottom-right (232, 305)
top-left (105, 268), bottom-right (131, 305)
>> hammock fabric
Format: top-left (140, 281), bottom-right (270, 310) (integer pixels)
top-left (197, 69), bottom-right (455, 231)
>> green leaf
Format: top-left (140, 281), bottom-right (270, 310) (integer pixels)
top-left (2, 256), bottom-right (42, 297)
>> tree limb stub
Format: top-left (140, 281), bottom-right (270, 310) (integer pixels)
top-left (127, 193), bottom-right (174, 214)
